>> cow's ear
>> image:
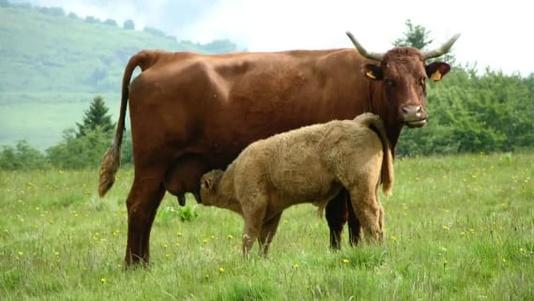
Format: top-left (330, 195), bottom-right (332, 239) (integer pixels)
top-left (426, 62), bottom-right (451, 81)
top-left (363, 64), bottom-right (383, 81)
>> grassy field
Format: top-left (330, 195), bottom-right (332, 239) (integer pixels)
top-left (0, 153), bottom-right (532, 300)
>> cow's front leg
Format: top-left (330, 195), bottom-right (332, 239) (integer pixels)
top-left (325, 190), bottom-right (349, 249)
top-left (347, 198), bottom-right (362, 246)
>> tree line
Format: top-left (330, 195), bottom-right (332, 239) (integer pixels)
top-left (394, 20), bottom-right (533, 155)
top-left (0, 21), bottom-right (533, 170)
top-left (0, 96), bottom-right (131, 170)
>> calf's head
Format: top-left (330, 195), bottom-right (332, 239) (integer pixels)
top-left (347, 32), bottom-right (459, 128)
top-left (199, 169), bottom-right (224, 205)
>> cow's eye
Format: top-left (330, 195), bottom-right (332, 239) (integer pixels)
top-left (384, 79), bottom-right (395, 87)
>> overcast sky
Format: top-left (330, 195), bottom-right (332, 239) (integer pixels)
top-left (16, 0), bottom-right (534, 75)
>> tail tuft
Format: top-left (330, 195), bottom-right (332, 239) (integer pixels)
top-left (96, 51), bottom-right (144, 197)
top-left (98, 146), bottom-right (121, 197)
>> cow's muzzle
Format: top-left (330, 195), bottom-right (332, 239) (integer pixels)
top-left (402, 105), bottom-right (427, 128)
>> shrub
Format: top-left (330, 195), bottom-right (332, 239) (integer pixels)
top-left (46, 127), bottom-right (112, 169)
top-left (0, 140), bottom-right (48, 170)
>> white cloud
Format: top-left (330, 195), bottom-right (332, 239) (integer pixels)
top-left (19, 0), bottom-right (534, 75)
top-left (180, 0), bottom-right (534, 75)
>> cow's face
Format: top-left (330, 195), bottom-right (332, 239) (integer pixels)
top-left (362, 48), bottom-right (451, 127)
top-left (346, 32), bottom-right (459, 128)
top-left (199, 169), bottom-right (224, 205)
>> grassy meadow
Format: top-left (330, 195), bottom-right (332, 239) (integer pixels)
top-left (1, 152), bottom-right (533, 300)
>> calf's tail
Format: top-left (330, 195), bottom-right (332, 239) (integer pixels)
top-left (354, 113), bottom-right (394, 195)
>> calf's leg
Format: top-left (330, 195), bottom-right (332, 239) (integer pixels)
top-left (377, 202), bottom-right (385, 234)
top-left (241, 196), bottom-right (268, 257)
top-left (349, 187), bottom-right (383, 243)
top-left (258, 213), bottom-right (282, 256)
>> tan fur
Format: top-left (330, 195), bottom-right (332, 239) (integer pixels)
top-left (98, 146), bottom-right (120, 197)
top-left (352, 113), bottom-right (394, 196)
top-left (200, 113), bottom-right (394, 256)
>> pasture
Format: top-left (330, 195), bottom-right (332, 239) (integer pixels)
top-left (1, 153), bottom-right (532, 300)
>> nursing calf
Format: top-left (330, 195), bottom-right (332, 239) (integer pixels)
top-left (200, 113), bottom-right (394, 256)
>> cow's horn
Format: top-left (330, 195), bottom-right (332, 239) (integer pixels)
top-left (423, 33), bottom-right (461, 60)
top-left (346, 31), bottom-right (384, 61)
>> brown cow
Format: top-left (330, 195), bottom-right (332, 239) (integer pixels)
top-left (98, 32), bottom-right (459, 265)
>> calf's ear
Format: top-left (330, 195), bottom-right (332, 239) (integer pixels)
top-left (426, 62), bottom-right (451, 81)
top-left (201, 177), bottom-right (214, 191)
top-left (362, 64), bottom-right (383, 80)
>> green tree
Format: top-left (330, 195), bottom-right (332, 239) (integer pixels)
top-left (85, 16), bottom-right (98, 24)
top-left (76, 96), bottom-right (114, 137)
top-left (47, 128), bottom-right (112, 169)
top-left (393, 19), bottom-right (456, 64)
top-left (123, 19), bottom-right (135, 30)
top-left (0, 140), bottom-right (48, 170)
top-left (203, 39), bottom-right (238, 54)
top-left (393, 19), bottom-right (433, 49)
top-left (397, 65), bottom-right (534, 156)
top-left (104, 19), bottom-right (117, 27)
top-left (45, 96), bottom-right (133, 169)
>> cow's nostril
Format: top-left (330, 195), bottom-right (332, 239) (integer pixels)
top-left (401, 107), bottom-right (409, 113)
top-left (416, 106), bottom-right (422, 113)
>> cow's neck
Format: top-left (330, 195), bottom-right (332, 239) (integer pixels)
top-left (384, 121), bottom-right (402, 153)
top-left (367, 81), bottom-right (403, 153)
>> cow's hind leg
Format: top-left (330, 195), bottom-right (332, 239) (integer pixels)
top-left (347, 198), bottom-right (362, 246)
top-left (325, 190), bottom-right (349, 250)
top-left (125, 177), bottom-right (165, 266)
top-left (258, 213), bottom-right (282, 257)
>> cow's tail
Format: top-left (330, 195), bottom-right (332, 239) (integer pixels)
top-left (98, 52), bottom-right (146, 197)
top-left (354, 113), bottom-right (394, 196)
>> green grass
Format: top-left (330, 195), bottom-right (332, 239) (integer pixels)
top-left (1, 153), bottom-right (533, 300)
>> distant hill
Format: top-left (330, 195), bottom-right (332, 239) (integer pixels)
top-left (0, 2), bottom-right (238, 148)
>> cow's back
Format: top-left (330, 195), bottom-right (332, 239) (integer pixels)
top-left (127, 49), bottom-right (373, 191)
